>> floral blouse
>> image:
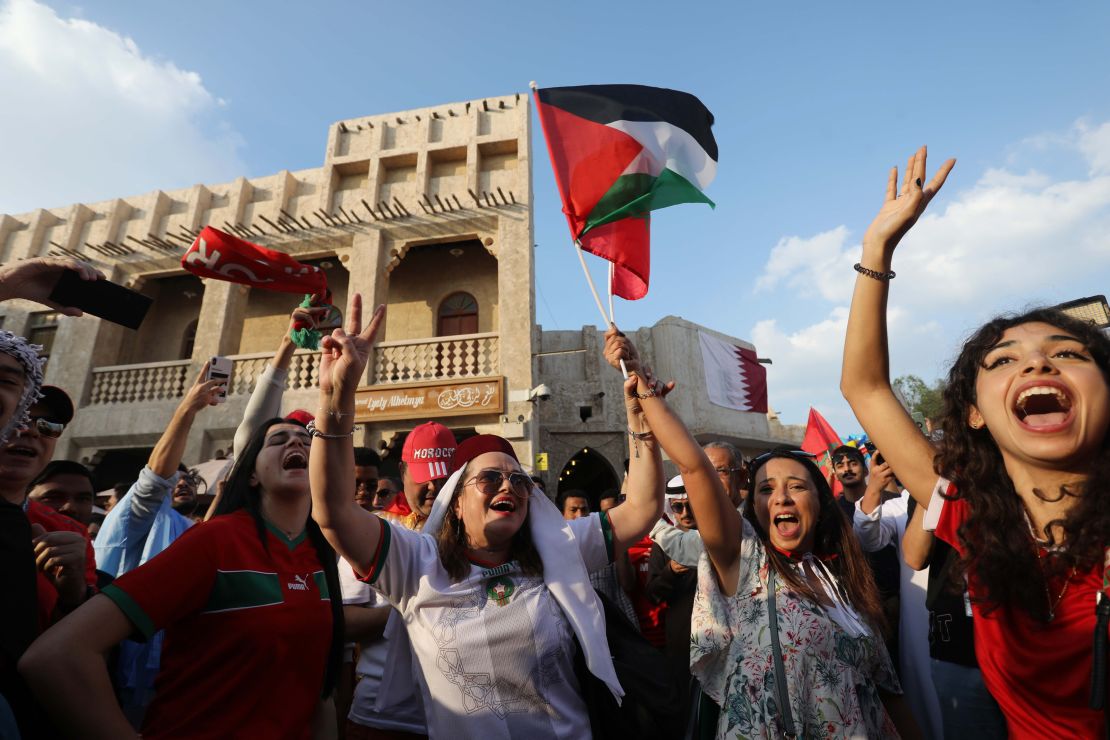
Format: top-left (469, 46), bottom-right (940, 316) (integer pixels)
top-left (690, 519), bottom-right (901, 739)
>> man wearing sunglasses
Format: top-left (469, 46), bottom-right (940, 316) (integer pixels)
top-left (0, 385), bottom-right (97, 626)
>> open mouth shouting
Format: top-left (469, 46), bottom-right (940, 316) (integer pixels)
top-left (489, 496), bottom-right (518, 515)
top-left (282, 450), bottom-right (308, 471)
top-left (772, 512), bottom-right (801, 540)
top-left (1013, 381), bottom-right (1074, 431)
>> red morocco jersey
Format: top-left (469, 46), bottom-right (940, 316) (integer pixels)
top-left (101, 510), bottom-right (332, 739)
top-left (926, 479), bottom-right (1105, 739)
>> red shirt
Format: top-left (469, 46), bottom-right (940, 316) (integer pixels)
top-left (627, 535), bottom-right (667, 647)
top-left (25, 498), bottom-right (97, 630)
top-left (102, 510), bottom-right (332, 739)
top-left (931, 483), bottom-right (1104, 739)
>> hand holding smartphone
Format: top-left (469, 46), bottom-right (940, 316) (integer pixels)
top-left (205, 357), bottom-right (233, 404)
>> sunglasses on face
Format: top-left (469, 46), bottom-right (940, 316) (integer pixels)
top-left (22, 417), bottom-right (65, 439)
top-left (465, 469), bottom-right (532, 497)
top-left (671, 501), bottom-right (693, 514)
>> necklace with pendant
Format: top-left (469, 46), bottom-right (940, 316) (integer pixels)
top-left (1044, 564), bottom-right (1078, 621)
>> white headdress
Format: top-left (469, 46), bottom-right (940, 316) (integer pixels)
top-left (0, 331), bottom-right (44, 446)
top-left (425, 452), bottom-right (624, 702)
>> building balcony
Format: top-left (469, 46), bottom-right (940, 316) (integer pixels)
top-left (86, 333), bottom-right (500, 405)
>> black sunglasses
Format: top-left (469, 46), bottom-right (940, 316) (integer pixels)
top-left (465, 469), bottom-right (533, 497)
top-left (671, 501), bottom-right (692, 514)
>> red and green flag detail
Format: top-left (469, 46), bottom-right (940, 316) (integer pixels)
top-left (534, 84), bottom-right (718, 299)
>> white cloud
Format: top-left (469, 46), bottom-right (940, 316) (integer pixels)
top-left (752, 117), bottom-right (1110, 428)
top-left (0, 0), bottom-right (245, 213)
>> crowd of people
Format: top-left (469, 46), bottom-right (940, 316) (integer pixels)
top-left (1, 145), bottom-right (1108, 738)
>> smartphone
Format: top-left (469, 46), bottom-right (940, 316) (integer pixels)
top-left (48, 270), bottom-right (153, 330)
top-left (206, 356), bottom-right (233, 404)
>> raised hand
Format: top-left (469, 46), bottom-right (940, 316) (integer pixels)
top-left (604, 324), bottom-right (642, 374)
top-left (0, 257), bottom-right (105, 316)
top-left (318, 293), bottom-right (385, 404)
top-left (180, 362), bottom-right (225, 414)
top-left (862, 146), bottom-right (955, 254)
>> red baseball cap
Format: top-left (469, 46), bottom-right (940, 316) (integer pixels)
top-left (401, 422), bottom-right (457, 483)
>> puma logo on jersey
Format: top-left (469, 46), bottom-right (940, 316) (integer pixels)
top-left (287, 574), bottom-right (310, 591)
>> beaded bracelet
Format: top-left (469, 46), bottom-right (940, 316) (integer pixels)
top-left (854, 263), bottom-right (896, 281)
top-left (306, 420), bottom-right (354, 439)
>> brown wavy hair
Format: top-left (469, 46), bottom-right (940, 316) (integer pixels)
top-left (436, 460), bottom-right (544, 581)
top-left (935, 307), bottom-right (1110, 619)
top-left (745, 451), bottom-right (887, 633)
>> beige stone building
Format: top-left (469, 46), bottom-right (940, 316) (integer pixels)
top-left (0, 92), bottom-right (798, 499)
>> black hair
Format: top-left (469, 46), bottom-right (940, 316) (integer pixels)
top-left (936, 307), bottom-right (1110, 619)
top-left (598, 488), bottom-right (620, 503)
top-left (831, 445), bottom-right (865, 465)
top-left (557, 489), bottom-right (590, 512)
top-left (353, 447), bottom-right (381, 468)
top-left (213, 418), bottom-right (344, 698)
top-left (28, 459), bottom-right (94, 492)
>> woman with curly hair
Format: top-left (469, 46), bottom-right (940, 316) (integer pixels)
top-left (842, 146), bottom-right (1110, 736)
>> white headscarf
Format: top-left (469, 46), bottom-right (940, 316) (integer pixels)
top-left (0, 331), bottom-right (44, 446)
top-left (425, 465), bottom-right (625, 702)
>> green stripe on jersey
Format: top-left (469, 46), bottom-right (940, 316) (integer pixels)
top-left (313, 570), bottom-right (329, 599)
top-left (366, 519), bottom-right (392, 584)
top-left (600, 510), bottom-right (615, 564)
top-left (264, 520), bottom-right (306, 550)
top-left (204, 570), bottom-right (283, 613)
top-left (102, 584), bottom-right (156, 640)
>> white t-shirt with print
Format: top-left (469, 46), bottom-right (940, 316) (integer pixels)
top-left (364, 513), bottom-right (612, 740)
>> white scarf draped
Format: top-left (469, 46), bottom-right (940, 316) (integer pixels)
top-left (424, 466), bottom-right (624, 702)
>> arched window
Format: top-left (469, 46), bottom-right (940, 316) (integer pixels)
top-left (180, 319), bottom-right (198, 360)
top-left (437, 292), bottom-right (478, 337)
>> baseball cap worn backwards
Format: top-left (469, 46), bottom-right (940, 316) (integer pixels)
top-left (402, 422), bottom-right (457, 484)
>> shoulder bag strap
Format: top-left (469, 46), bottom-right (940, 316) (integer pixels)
top-left (767, 567), bottom-right (799, 740)
top-left (1089, 546), bottom-right (1110, 716)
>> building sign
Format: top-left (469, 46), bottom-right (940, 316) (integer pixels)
top-left (354, 377), bottom-right (504, 422)
top-left (534, 452), bottom-right (549, 471)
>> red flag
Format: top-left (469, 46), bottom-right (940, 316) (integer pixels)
top-left (801, 408), bottom-right (843, 496)
top-left (181, 227), bottom-right (327, 295)
top-left (382, 493), bottom-right (411, 517)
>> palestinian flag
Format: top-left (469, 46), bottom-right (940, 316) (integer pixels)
top-left (534, 84), bottom-right (718, 299)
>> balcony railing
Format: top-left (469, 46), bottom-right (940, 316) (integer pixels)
top-left (90, 359), bottom-right (191, 405)
top-left (86, 334), bottom-right (499, 405)
top-left (373, 332), bottom-right (499, 384)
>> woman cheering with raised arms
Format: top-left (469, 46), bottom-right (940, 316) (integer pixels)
top-left (605, 328), bottom-right (915, 739)
top-left (842, 146), bottom-right (1110, 737)
top-left (309, 296), bottom-right (666, 739)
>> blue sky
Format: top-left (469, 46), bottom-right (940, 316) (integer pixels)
top-left (3, 0), bottom-right (1109, 430)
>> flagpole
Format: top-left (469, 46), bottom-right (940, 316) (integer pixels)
top-left (606, 261), bottom-right (629, 379)
top-left (574, 241), bottom-right (628, 378)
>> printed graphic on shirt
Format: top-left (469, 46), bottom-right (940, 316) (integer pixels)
top-left (433, 575), bottom-right (565, 729)
top-left (486, 576), bottom-right (515, 607)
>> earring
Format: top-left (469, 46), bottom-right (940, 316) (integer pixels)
top-left (970, 420), bottom-right (983, 430)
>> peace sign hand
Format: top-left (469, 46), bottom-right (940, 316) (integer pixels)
top-left (318, 294), bottom-right (385, 406)
top-left (862, 146), bottom-right (956, 254)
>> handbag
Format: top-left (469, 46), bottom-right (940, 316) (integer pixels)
top-left (767, 568), bottom-right (800, 740)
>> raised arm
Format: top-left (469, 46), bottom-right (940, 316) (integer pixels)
top-left (841, 146), bottom-right (955, 508)
top-left (0, 257), bottom-right (105, 315)
top-left (901, 499), bottom-right (934, 571)
top-left (604, 327), bottom-right (742, 588)
top-left (310, 295), bottom-right (386, 575)
top-left (599, 328), bottom-right (664, 549)
top-left (232, 305), bottom-right (327, 460)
